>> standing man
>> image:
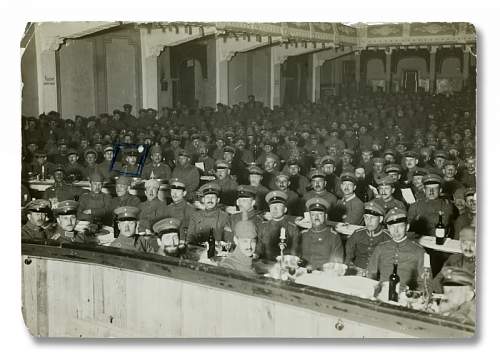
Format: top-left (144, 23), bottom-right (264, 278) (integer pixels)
top-left (367, 207), bottom-right (426, 290)
top-left (300, 197), bottom-right (344, 270)
top-left (256, 191), bottom-right (300, 262)
top-left (345, 202), bottom-right (392, 273)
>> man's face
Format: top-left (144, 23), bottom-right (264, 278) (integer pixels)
top-left (434, 157), bottom-right (446, 169)
top-left (91, 181), bottom-right (103, 194)
top-left (126, 155), bottom-right (137, 166)
top-left (384, 154), bottom-right (395, 163)
top-left (118, 220), bottom-right (137, 237)
top-left (412, 175), bottom-right (424, 189)
top-left (387, 222), bottom-right (407, 241)
top-left (373, 162), bottom-right (384, 174)
top-left (466, 158), bottom-right (476, 174)
top-left (28, 212), bottom-right (46, 227)
top-left (440, 286), bottom-right (474, 314)
top-left (85, 153), bottom-right (96, 165)
top-left (160, 232), bottom-right (180, 250)
top-left (202, 194), bottom-right (218, 210)
top-left (152, 152), bottom-right (162, 164)
top-left (322, 164), bottom-right (334, 175)
top-left (364, 214), bottom-right (382, 232)
top-left (249, 174), bottom-right (262, 187)
top-left (104, 150), bottom-right (113, 161)
top-left (236, 197), bottom-right (255, 213)
top-left (276, 177), bottom-right (289, 191)
top-left (57, 214), bottom-right (77, 232)
top-left (342, 154), bottom-right (352, 165)
top-left (145, 186), bottom-right (159, 201)
top-left (115, 183), bottom-right (128, 197)
top-left (216, 167), bottom-right (229, 180)
top-left (68, 154), bottom-right (78, 164)
top-left (236, 236), bottom-right (257, 258)
top-left (54, 171), bottom-right (64, 183)
top-left (269, 203), bottom-right (286, 220)
top-left (405, 157), bottom-right (417, 169)
top-left (310, 211), bottom-right (326, 228)
top-left (81, 140), bottom-right (89, 149)
top-left (361, 151), bottom-right (372, 163)
top-left (170, 188), bottom-right (186, 203)
top-left (378, 185), bottom-right (394, 201)
top-left (312, 177), bottom-right (326, 192)
top-left (388, 172), bottom-right (400, 183)
top-left (288, 165), bottom-right (299, 176)
top-left (216, 140), bottom-right (224, 148)
top-left (36, 155), bottom-right (47, 165)
top-left (264, 158), bottom-right (276, 172)
top-left (444, 165), bottom-right (457, 179)
top-left (460, 229), bottom-right (476, 258)
top-left (177, 155), bottom-right (188, 166)
top-left (465, 195), bottom-right (476, 214)
top-left (355, 168), bottom-right (365, 180)
top-left (341, 181), bottom-right (356, 196)
top-left (223, 152), bottom-right (234, 163)
top-left (424, 184), bottom-right (440, 200)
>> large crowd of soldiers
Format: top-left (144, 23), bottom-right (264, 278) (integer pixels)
top-left (21, 89), bottom-right (477, 324)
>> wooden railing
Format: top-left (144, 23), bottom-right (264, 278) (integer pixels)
top-left (21, 241), bottom-right (475, 338)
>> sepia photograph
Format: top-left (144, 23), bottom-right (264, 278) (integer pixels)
top-left (20, 21), bottom-right (476, 338)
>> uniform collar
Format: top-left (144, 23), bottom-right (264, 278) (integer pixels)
top-left (343, 194), bottom-right (356, 203)
top-left (366, 225), bottom-right (384, 237)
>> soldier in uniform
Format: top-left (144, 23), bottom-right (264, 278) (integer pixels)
top-left (26, 150), bottom-right (55, 178)
top-left (82, 148), bottom-right (100, 179)
top-left (437, 267), bottom-right (476, 325)
top-left (171, 149), bottom-right (200, 201)
top-left (142, 145), bottom-right (172, 180)
top-left (256, 191), bottom-right (300, 262)
top-left (49, 200), bottom-right (90, 244)
top-left (110, 176), bottom-right (141, 211)
top-left (453, 188), bottom-right (476, 239)
top-left (43, 165), bottom-right (84, 203)
top-left (345, 202), bottom-right (392, 273)
top-left (21, 199), bottom-right (52, 241)
top-left (367, 207), bottom-right (426, 290)
top-left (246, 164), bottom-right (269, 212)
top-left (110, 206), bottom-right (157, 253)
top-left (319, 156), bottom-right (343, 198)
top-left (219, 218), bottom-right (259, 274)
top-left (274, 172), bottom-right (303, 216)
top-left (213, 159), bottom-right (239, 207)
top-left (138, 179), bottom-right (169, 233)
top-left (77, 172), bottom-right (113, 225)
top-left (164, 178), bottom-right (195, 241)
top-left (303, 169), bottom-right (338, 216)
top-left (372, 174), bottom-right (406, 214)
top-left (64, 148), bottom-right (86, 182)
top-left (410, 167), bottom-right (427, 202)
top-left (186, 183), bottom-right (231, 245)
top-left (300, 197), bottom-right (344, 270)
top-left (285, 159), bottom-right (309, 197)
top-left (229, 185), bottom-right (264, 237)
top-left (337, 171), bottom-right (364, 225)
top-left (97, 145), bottom-right (118, 181)
top-left (408, 173), bottom-right (455, 237)
top-left (153, 217), bottom-right (184, 257)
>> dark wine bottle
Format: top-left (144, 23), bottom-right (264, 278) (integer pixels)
top-left (113, 216), bottom-right (120, 238)
top-left (388, 263), bottom-right (400, 302)
top-left (207, 227), bottom-right (216, 259)
top-left (435, 211), bottom-right (446, 246)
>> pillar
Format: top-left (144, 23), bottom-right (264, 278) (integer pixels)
top-left (215, 37), bottom-right (231, 105)
top-left (429, 46), bottom-right (437, 94)
top-left (385, 48), bottom-right (392, 93)
top-left (354, 50), bottom-right (361, 90)
top-left (34, 27), bottom-right (62, 114)
top-left (463, 45), bottom-right (470, 87)
top-left (140, 43), bottom-right (162, 111)
top-left (311, 53), bottom-right (323, 103)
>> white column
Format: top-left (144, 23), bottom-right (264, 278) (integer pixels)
top-left (312, 53), bottom-right (323, 102)
top-left (34, 27), bottom-right (62, 114)
top-left (463, 45), bottom-right (471, 87)
top-left (215, 38), bottom-right (231, 105)
top-left (354, 50), bottom-right (361, 90)
top-left (429, 46), bottom-right (437, 94)
top-left (140, 30), bottom-right (164, 110)
top-left (385, 48), bottom-right (392, 93)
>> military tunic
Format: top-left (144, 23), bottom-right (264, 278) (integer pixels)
top-left (288, 174), bottom-right (310, 198)
top-left (109, 234), bottom-right (157, 253)
top-left (172, 164), bottom-right (200, 200)
top-left (367, 237), bottom-right (425, 290)
top-left (256, 217), bottom-right (300, 262)
top-left (110, 193), bottom-right (141, 211)
top-left (186, 208), bottom-right (231, 245)
top-left (77, 192), bottom-right (113, 224)
top-left (141, 162), bottom-right (172, 180)
top-left (372, 196), bottom-right (407, 214)
top-left (300, 226), bottom-right (344, 270)
top-left (337, 194), bottom-right (364, 225)
top-left (408, 198), bottom-right (455, 236)
top-left (48, 225), bottom-right (88, 244)
top-left (138, 198), bottom-right (169, 231)
top-left (21, 221), bottom-right (49, 241)
top-left (303, 190), bottom-right (338, 210)
top-left (345, 226), bottom-right (392, 269)
top-left (164, 199), bottom-right (196, 240)
top-left (432, 254), bottom-right (476, 293)
top-left (43, 183), bottom-right (84, 202)
top-left (214, 176), bottom-right (239, 207)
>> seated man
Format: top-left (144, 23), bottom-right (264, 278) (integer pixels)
top-left (43, 165), bottom-right (84, 203)
top-left (345, 201), bottom-right (392, 273)
top-left (373, 174), bottom-right (406, 214)
top-left (153, 217), bottom-right (185, 257)
top-left (142, 145), bottom-right (172, 180)
top-left (213, 159), bottom-right (239, 207)
top-left (49, 200), bottom-right (90, 244)
top-left (219, 219), bottom-right (259, 274)
top-left (78, 172), bottom-right (113, 225)
top-left (256, 191), bottom-right (300, 262)
top-left (164, 178), bottom-right (195, 241)
top-left (438, 267), bottom-right (476, 325)
top-left (22, 199), bottom-right (52, 241)
top-left (138, 179), bottom-right (169, 233)
top-left (367, 207), bottom-right (426, 291)
top-left (246, 164), bottom-right (269, 212)
top-left (453, 188), bottom-right (476, 239)
top-left (301, 197), bottom-right (343, 270)
top-left (110, 206), bottom-right (157, 252)
top-left (110, 175), bottom-right (141, 210)
top-left (433, 226), bottom-right (476, 294)
top-left (336, 171), bottom-right (364, 225)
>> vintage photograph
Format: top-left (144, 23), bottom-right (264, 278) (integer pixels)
top-left (20, 21), bottom-right (476, 338)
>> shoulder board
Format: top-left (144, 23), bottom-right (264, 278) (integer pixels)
top-left (300, 229), bottom-right (309, 234)
top-left (50, 233), bottom-right (60, 240)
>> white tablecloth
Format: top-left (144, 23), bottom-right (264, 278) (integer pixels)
top-left (295, 273), bottom-right (378, 300)
top-left (419, 236), bottom-right (462, 254)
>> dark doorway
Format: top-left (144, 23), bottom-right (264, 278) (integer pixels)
top-left (282, 54), bottom-right (309, 105)
top-left (176, 58), bottom-right (195, 108)
top-left (403, 70), bottom-right (418, 93)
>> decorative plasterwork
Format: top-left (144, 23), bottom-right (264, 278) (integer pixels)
top-left (271, 43), bottom-right (329, 65)
top-left (215, 35), bottom-right (278, 62)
